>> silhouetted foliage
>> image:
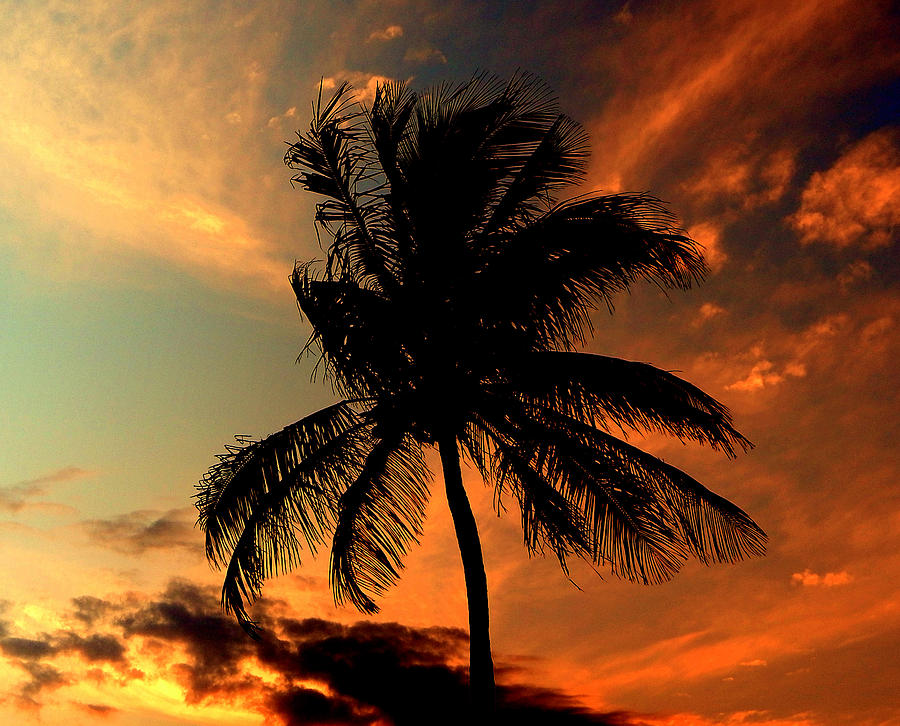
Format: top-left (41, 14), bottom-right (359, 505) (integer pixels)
top-left (196, 72), bottom-right (765, 717)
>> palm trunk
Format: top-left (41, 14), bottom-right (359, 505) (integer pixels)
top-left (437, 435), bottom-right (496, 715)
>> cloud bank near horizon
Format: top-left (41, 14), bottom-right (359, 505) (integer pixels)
top-left (0, 579), bottom-right (634, 726)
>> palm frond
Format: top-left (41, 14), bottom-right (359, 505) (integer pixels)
top-left (481, 113), bottom-right (590, 235)
top-left (578, 423), bottom-right (764, 564)
top-left (398, 73), bottom-right (569, 270)
top-left (196, 401), bottom-right (367, 629)
top-left (370, 80), bottom-right (417, 174)
top-left (471, 389), bottom-right (764, 582)
top-left (284, 81), bottom-right (396, 287)
top-left (476, 193), bottom-right (707, 349)
top-left (330, 426), bottom-right (431, 614)
top-left (291, 263), bottom-right (412, 400)
top-left (369, 80), bottom-right (417, 262)
top-left (500, 351), bottom-right (752, 456)
top-left (470, 417), bottom-right (590, 569)
top-left (473, 401), bottom-right (688, 584)
top-left (514, 400), bottom-right (765, 563)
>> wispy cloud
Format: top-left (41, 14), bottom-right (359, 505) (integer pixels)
top-left (74, 702), bottom-right (119, 718)
top-left (0, 467), bottom-right (95, 513)
top-left (0, 0), bottom-right (296, 295)
top-left (640, 712), bottom-right (820, 726)
top-left (738, 659), bottom-right (768, 667)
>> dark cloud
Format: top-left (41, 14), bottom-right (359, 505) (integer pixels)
top-left (118, 580), bottom-right (259, 700)
top-left (57, 633), bottom-right (126, 663)
top-left (270, 686), bottom-right (377, 726)
top-left (0, 622), bottom-right (127, 707)
top-left (74, 702), bottom-right (119, 718)
top-left (71, 595), bottom-right (117, 626)
top-left (501, 689), bottom-right (636, 726)
top-left (0, 632), bottom-right (124, 664)
top-left (1, 579), bottom-right (640, 724)
top-left (82, 507), bottom-right (201, 555)
top-left (114, 580), bottom-right (634, 725)
top-left (19, 660), bottom-right (68, 697)
top-left (0, 637), bottom-right (56, 659)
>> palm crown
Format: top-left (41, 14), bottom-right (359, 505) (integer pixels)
top-left (196, 73), bottom-right (765, 713)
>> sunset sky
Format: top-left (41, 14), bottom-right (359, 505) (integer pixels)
top-left (1, 1), bottom-right (899, 724)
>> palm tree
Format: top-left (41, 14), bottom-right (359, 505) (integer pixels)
top-left (195, 73), bottom-right (765, 715)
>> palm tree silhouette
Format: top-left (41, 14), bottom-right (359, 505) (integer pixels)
top-left (196, 74), bottom-right (765, 716)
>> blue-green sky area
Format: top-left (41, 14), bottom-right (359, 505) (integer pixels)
top-left (1, 1), bottom-right (898, 725)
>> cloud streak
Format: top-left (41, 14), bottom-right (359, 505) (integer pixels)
top-left (584, 0), bottom-right (899, 199)
top-left (0, 467), bottom-right (95, 513)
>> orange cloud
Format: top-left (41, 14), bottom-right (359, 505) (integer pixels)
top-left (687, 221), bottom-right (728, 272)
top-left (642, 712), bottom-right (820, 726)
top-left (321, 72), bottom-right (406, 105)
top-left (790, 570), bottom-right (853, 587)
top-left (712, 314), bottom-right (850, 394)
top-left (404, 45), bottom-right (448, 65)
top-left (860, 315), bottom-right (894, 352)
top-left (726, 358), bottom-right (806, 392)
top-left (788, 127), bottom-right (900, 249)
top-left (694, 302), bottom-right (726, 326)
top-left (683, 146), bottom-right (796, 211)
top-left (367, 24), bottom-right (403, 42)
top-left (614, 2), bottom-right (633, 26)
top-left (266, 106), bottom-right (298, 131)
